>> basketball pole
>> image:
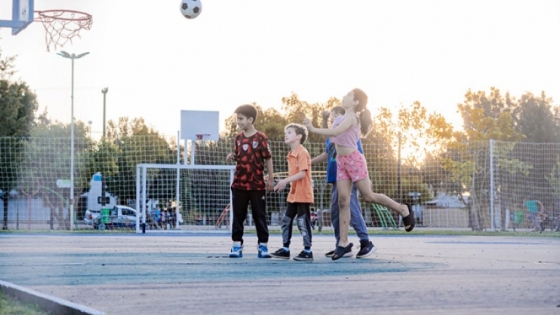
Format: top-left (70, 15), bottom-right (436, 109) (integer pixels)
top-left (101, 87), bottom-right (108, 212)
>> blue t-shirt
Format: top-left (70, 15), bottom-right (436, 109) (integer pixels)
top-left (325, 138), bottom-right (363, 184)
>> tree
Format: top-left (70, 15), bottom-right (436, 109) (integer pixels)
top-left (19, 113), bottom-right (93, 229)
top-left (512, 91), bottom-right (560, 143)
top-left (366, 102), bottom-right (455, 203)
top-left (281, 92), bottom-right (330, 144)
top-left (0, 47), bottom-right (38, 229)
top-left (106, 117), bottom-right (177, 205)
top-left (222, 103), bottom-right (287, 140)
top-left (443, 88), bottom-right (528, 230)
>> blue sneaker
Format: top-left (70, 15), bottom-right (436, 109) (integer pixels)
top-left (229, 244), bottom-right (243, 258)
top-left (257, 244), bottom-right (271, 258)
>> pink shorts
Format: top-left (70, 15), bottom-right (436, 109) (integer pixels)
top-left (336, 150), bottom-right (369, 182)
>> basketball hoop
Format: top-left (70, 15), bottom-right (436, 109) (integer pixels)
top-left (34, 10), bottom-right (93, 52)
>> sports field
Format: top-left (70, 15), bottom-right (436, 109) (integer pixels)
top-left (0, 232), bottom-right (559, 315)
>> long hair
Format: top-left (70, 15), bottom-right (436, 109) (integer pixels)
top-left (352, 88), bottom-right (372, 136)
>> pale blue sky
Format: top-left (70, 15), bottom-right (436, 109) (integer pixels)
top-left (1, 0), bottom-right (559, 139)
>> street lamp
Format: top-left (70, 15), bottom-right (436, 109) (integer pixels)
top-left (87, 120), bottom-right (92, 137)
top-left (101, 87), bottom-right (108, 140)
top-left (100, 87), bottom-right (108, 210)
top-left (57, 51), bottom-right (90, 231)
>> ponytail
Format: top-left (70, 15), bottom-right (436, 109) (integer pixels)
top-left (351, 88), bottom-right (371, 136)
top-left (359, 108), bottom-right (372, 136)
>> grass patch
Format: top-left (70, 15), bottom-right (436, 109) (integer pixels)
top-left (0, 227), bottom-right (559, 238)
top-left (0, 291), bottom-right (52, 315)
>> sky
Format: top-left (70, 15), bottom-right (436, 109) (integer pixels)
top-left (1, 0), bottom-right (559, 140)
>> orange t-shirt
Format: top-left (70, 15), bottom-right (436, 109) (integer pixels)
top-left (286, 144), bottom-right (314, 203)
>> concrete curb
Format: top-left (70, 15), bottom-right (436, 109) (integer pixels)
top-left (0, 280), bottom-right (106, 315)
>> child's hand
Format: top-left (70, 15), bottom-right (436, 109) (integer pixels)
top-left (274, 179), bottom-right (287, 192)
top-left (303, 117), bottom-right (313, 130)
top-left (265, 175), bottom-right (274, 191)
top-left (226, 152), bottom-right (236, 162)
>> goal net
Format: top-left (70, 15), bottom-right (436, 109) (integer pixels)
top-left (135, 163), bottom-right (235, 233)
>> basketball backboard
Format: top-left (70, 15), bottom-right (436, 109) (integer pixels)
top-left (0, 0), bottom-right (34, 35)
top-left (180, 110), bottom-right (220, 141)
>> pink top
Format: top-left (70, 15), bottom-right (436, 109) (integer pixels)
top-left (330, 114), bottom-right (360, 149)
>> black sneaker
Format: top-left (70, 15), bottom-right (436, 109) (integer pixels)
top-left (271, 248), bottom-right (290, 259)
top-left (325, 248), bottom-right (353, 258)
top-left (293, 250), bottom-right (313, 261)
top-left (356, 240), bottom-right (377, 258)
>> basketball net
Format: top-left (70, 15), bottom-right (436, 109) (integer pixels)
top-left (35, 10), bottom-right (93, 52)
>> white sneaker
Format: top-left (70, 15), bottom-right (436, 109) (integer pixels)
top-left (257, 244), bottom-right (271, 258)
top-left (229, 244), bottom-right (243, 258)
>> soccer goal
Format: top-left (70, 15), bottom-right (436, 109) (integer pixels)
top-left (135, 163), bottom-right (235, 233)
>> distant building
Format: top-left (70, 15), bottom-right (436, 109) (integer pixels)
top-left (424, 192), bottom-right (467, 208)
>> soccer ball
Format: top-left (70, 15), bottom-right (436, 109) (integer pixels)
top-left (180, 0), bottom-right (202, 19)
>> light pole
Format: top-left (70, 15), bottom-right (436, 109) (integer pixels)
top-left (101, 87), bottom-right (108, 210)
top-left (88, 120), bottom-right (93, 138)
top-left (57, 51), bottom-right (90, 231)
top-left (101, 88), bottom-right (108, 140)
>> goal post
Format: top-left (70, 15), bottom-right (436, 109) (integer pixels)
top-left (135, 163), bottom-right (235, 234)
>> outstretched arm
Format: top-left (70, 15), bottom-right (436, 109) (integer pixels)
top-left (311, 152), bottom-right (327, 165)
top-left (304, 115), bottom-right (357, 137)
top-left (321, 110), bottom-right (330, 129)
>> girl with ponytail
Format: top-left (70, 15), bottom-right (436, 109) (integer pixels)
top-left (304, 88), bottom-right (415, 260)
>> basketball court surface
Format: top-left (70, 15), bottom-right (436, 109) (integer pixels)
top-left (0, 2), bottom-right (559, 314)
top-left (0, 233), bottom-right (559, 315)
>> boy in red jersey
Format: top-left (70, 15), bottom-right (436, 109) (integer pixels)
top-left (226, 104), bottom-right (275, 258)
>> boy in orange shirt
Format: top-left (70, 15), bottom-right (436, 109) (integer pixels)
top-left (271, 123), bottom-right (314, 261)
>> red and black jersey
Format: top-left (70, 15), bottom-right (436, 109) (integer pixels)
top-left (231, 131), bottom-right (272, 191)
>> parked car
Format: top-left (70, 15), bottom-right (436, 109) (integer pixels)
top-left (92, 205), bottom-right (141, 230)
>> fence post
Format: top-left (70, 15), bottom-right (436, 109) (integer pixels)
top-left (489, 139), bottom-right (495, 231)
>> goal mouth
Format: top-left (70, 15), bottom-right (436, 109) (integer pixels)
top-left (34, 9), bottom-right (93, 52)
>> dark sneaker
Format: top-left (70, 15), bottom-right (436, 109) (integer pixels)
top-left (356, 241), bottom-right (377, 258)
top-left (332, 243), bottom-right (353, 261)
top-left (270, 248), bottom-right (290, 259)
top-left (293, 250), bottom-right (313, 261)
top-left (325, 248), bottom-right (353, 258)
